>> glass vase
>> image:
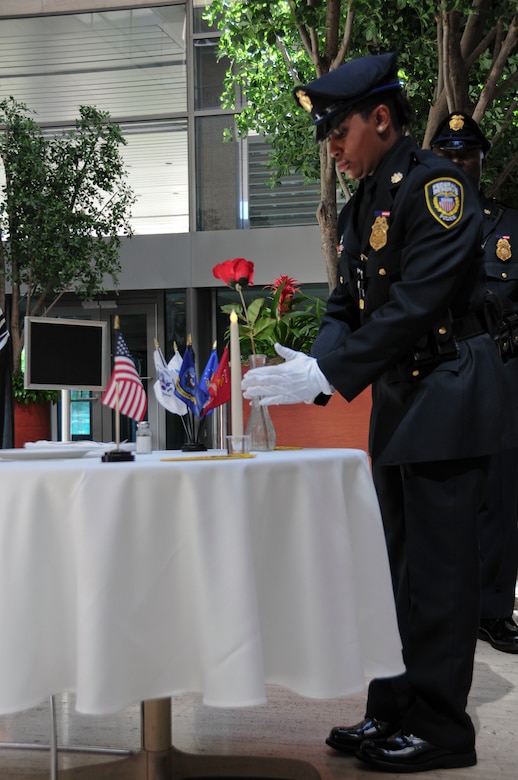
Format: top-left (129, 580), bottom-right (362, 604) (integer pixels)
top-left (245, 354), bottom-right (276, 452)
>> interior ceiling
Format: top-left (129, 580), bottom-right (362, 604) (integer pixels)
top-left (0, 6), bottom-right (189, 232)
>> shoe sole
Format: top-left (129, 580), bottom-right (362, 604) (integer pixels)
top-left (478, 629), bottom-right (518, 654)
top-left (357, 749), bottom-right (477, 773)
top-left (325, 737), bottom-right (361, 754)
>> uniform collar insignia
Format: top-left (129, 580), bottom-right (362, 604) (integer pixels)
top-left (391, 172), bottom-right (403, 184)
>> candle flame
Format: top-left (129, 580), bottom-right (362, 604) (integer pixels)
top-left (230, 310), bottom-right (238, 323)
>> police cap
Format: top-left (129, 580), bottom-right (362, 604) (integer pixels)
top-left (293, 52), bottom-right (402, 142)
top-left (430, 112), bottom-right (491, 155)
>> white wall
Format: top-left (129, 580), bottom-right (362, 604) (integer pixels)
top-left (116, 225), bottom-right (328, 291)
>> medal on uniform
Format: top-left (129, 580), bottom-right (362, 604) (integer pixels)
top-left (496, 235), bottom-right (511, 261)
top-left (370, 211), bottom-right (390, 250)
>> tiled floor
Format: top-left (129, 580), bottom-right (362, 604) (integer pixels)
top-left (0, 627), bottom-right (517, 779)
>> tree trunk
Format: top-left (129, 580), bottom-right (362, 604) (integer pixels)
top-left (317, 142), bottom-right (339, 291)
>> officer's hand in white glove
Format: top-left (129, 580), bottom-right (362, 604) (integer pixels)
top-left (241, 343), bottom-right (333, 405)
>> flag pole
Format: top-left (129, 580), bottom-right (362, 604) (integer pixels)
top-left (102, 315), bottom-right (134, 463)
top-left (115, 382), bottom-right (121, 449)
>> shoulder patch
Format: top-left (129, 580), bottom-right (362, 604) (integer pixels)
top-left (424, 178), bottom-right (464, 228)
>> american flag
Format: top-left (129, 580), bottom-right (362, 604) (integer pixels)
top-left (101, 329), bottom-right (147, 422)
top-left (0, 306), bottom-right (14, 448)
top-left (0, 307), bottom-right (8, 353)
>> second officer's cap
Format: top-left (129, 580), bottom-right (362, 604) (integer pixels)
top-left (293, 52), bottom-right (402, 142)
top-left (430, 112), bottom-right (491, 155)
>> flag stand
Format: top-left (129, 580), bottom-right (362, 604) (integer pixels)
top-left (102, 381), bottom-right (134, 463)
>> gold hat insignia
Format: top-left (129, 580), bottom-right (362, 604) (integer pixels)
top-left (391, 172), bottom-right (403, 184)
top-left (449, 114), bottom-right (465, 131)
top-left (295, 89), bottom-right (313, 113)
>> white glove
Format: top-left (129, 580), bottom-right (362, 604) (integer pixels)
top-left (241, 343), bottom-right (333, 405)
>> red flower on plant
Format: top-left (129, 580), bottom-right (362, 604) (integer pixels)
top-left (213, 258), bottom-right (254, 289)
top-left (266, 275), bottom-right (300, 315)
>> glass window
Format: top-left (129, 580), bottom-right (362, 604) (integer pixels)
top-left (121, 119), bottom-right (189, 234)
top-left (195, 115), bottom-right (239, 230)
top-left (0, 5), bottom-right (188, 235)
top-left (0, 6), bottom-right (187, 123)
top-left (194, 40), bottom-right (230, 110)
top-left (70, 390), bottom-right (93, 439)
top-left (193, 1), bottom-right (213, 34)
top-left (248, 135), bottom-right (322, 228)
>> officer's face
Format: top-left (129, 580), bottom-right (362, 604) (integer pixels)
top-left (328, 108), bottom-right (387, 180)
top-left (432, 145), bottom-right (484, 190)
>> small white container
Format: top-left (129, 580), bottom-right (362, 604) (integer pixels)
top-left (136, 421), bottom-right (152, 453)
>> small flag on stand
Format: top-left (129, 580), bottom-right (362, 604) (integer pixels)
top-left (174, 338), bottom-right (201, 417)
top-left (153, 341), bottom-right (188, 416)
top-left (201, 344), bottom-right (230, 417)
top-left (102, 322), bottom-right (147, 422)
top-left (197, 342), bottom-right (220, 416)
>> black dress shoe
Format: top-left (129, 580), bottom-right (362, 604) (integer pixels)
top-left (358, 731), bottom-right (477, 773)
top-left (479, 616), bottom-right (518, 653)
top-left (325, 716), bottom-right (397, 754)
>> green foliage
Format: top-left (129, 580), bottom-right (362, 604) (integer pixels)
top-left (221, 288), bottom-right (325, 358)
top-left (0, 98), bottom-right (135, 372)
top-left (205, 1), bottom-right (518, 203)
top-left (11, 371), bottom-right (60, 406)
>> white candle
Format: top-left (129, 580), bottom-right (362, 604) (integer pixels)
top-left (229, 310), bottom-right (244, 436)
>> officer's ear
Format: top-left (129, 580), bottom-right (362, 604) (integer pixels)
top-left (373, 104), bottom-right (391, 134)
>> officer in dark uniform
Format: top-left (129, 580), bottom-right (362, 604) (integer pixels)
top-left (431, 112), bottom-right (518, 653)
top-left (242, 53), bottom-right (518, 773)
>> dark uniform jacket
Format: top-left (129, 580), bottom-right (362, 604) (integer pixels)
top-left (481, 193), bottom-right (518, 382)
top-left (312, 136), bottom-right (518, 465)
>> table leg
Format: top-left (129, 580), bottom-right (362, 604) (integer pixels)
top-left (43, 697), bottom-right (322, 780)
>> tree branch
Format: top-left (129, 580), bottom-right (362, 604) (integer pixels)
top-left (474, 14), bottom-right (518, 121)
top-left (486, 149), bottom-right (518, 200)
top-left (334, 0), bottom-right (354, 68)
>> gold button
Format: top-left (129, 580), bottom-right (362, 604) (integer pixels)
top-left (359, 299), bottom-right (365, 310)
top-left (412, 369), bottom-right (420, 377)
top-left (378, 268), bottom-right (387, 276)
top-left (502, 272), bottom-right (508, 279)
top-left (339, 275), bottom-right (344, 284)
top-left (438, 326), bottom-right (447, 335)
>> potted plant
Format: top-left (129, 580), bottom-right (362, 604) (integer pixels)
top-left (213, 257), bottom-right (371, 450)
top-left (0, 97), bottom-right (134, 440)
top-left (213, 258), bottom-right (325, 359)
top-left (11, 372), bottom-right (60, 448)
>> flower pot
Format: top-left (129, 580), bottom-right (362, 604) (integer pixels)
top-left (14, 401), bottom-right (51, 448)
top-left (243, 385), bottom-right (372, 451)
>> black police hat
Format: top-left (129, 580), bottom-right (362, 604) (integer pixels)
top-left (430, 112), bottom-right (491, 155)
top-left (293, 52), bottom-right (402, 142)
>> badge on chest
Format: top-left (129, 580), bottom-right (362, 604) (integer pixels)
top-left (496, 236), bottom-right (512, 262)
top-left (370, 211), bottom-right (390, 250)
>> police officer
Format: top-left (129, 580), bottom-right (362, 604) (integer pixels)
top-left (431, 112), bottom-right (518, 653)
top-left (242, 53), bottom-right (518, 772)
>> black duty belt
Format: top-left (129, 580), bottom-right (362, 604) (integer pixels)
top-left (451, 310), bottom-right (488, 341)
top-left (410, 308), bottom-right (489, 373)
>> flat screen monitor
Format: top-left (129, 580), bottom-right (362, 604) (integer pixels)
top-left (24, 316), bottom-right (109, 391)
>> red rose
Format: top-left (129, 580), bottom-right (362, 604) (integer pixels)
top-left (213, 258), bottom-right (254, 289)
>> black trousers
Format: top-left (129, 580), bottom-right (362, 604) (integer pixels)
top-left (368, 456), bottom-right (489, 753)
top-left (478, 446), bottom-right (518, 619)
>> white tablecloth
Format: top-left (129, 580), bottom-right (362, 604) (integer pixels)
top-left (0, 448), bottom-right (403, 716)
